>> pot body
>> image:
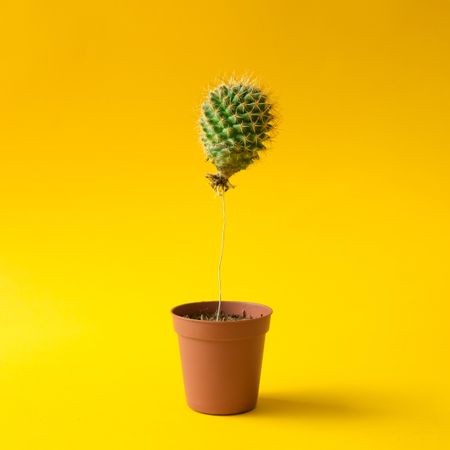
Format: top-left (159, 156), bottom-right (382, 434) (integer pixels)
top-left (172, 301), bottom-right (272, 415)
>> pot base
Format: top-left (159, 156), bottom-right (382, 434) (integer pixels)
top-left (188, 402), bottom-right (256, 416)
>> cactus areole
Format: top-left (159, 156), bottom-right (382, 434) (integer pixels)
top-left (200, 79), bottom-right (275, 193)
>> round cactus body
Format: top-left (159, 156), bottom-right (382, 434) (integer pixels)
top-left (200, 79), bottom-right (275, 192)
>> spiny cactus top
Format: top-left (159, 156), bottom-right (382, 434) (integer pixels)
top-left (200, 79), bottom-right (275, 193)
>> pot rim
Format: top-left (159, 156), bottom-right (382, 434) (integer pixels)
top-left (171, 300), bottom-right (273, 325)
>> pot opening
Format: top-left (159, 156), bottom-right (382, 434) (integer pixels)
top-left (172, 301), bottom-right (272, 322)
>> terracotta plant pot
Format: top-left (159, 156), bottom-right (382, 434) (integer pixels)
top-left (171, 300), bottom-right (272, 415)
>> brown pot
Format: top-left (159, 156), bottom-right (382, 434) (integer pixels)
top-left (171, 300), bottom-right (272, 415)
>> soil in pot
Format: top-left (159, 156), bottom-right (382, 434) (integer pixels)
top-left (184, 309), bottom-right (263, 321)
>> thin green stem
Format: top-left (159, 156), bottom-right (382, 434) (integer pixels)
top-left (216, 191), bottom-right (226, 321)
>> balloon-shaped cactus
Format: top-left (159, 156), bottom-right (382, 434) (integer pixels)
top-left (198, 77), bottom-right (277, 320)
top-left (200, 78), bottom-right (275, 193)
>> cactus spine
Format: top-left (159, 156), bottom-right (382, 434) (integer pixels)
top-left (200, 78), bottom-right (275, 193)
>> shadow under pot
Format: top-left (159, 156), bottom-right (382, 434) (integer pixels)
top-left (171, 300), bottom-right (273, 415)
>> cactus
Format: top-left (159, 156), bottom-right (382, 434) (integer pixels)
top-left (199, 77), bottom-right (277, 320)
top-left (200, 78), bottom-right (275, 193)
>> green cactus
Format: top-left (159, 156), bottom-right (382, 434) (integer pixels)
top-left (200, 78), bottom-right (275, 193)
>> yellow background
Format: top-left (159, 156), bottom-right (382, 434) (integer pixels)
top-left (1, 0), bottom-right (449, 448)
